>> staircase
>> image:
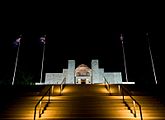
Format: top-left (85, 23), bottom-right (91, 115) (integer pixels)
top-left (132, 96), bottom-right (165, 119)
top-left (0, 84), bottom-right (165, 120)
top-left (41, 84), bottom-right (133, 119)
top-left (0, 85), bottom-right (47, 120)
top-left (0, 96), bottom-right (39, 119)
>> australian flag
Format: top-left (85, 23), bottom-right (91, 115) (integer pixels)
top-left (13, 35), bottom-right (21, 47)
top-left (40, 35), bottom-right (46, 45)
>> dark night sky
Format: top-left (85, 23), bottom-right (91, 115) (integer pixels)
top-left (0, 2), bottom-right (164, 85)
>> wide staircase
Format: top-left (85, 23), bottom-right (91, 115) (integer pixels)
top-left (41, 84), bottom-right (132, 120)
top-left (0, 84), bottom-right (165, 120)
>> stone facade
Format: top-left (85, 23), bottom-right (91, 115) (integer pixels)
top-left (38, 59), bottom-right (135, 85)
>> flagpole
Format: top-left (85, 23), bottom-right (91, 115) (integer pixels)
top-left (120, 34), bottom-right (128, 82)
top-left (12, 37), bottom-right (21, 85)
top-left (40, 36), bottom-right (46, 83)
top-left (146, 33), bottom-right (157, 84)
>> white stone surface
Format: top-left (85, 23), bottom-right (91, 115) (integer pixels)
top-left (91, 60), bottom-right (99, 83)
top-left (41, 59), bottom-right (135, 85)
top-left (99, 68), bottom-right (104, 83)
top-left (67, 60), bottom-right (75, 84)
top-left (104, 72), bottom-right (122, 84)
top-left (45, 73), bottom-right (64, 84)
top-left (63, 69), bottom-right (68, 78)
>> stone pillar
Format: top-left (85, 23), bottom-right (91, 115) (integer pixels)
top-left (67, 60), bottom-right (75, 84)
top-left (91, 60), bottom-right (100, 83)
top-left (99, 68), bottom-right (104, 83)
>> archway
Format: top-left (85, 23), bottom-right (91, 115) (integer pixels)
top-left (75, 64), bottom-right (92, 84)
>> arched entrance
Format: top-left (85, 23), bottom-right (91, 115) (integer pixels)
top-left (75, 64), bottom-right (92, 84)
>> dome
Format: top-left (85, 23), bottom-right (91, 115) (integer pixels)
top-left (75, 64), bottom-right (91, 76)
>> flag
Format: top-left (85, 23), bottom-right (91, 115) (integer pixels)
top-left (120, 34), bottom-right (124, 44)
top-left (120, 34), bottom-right (123, 41)
top-left (13, 35), bottom-right (21, 47)
top-left (40, 35), bottom-right (46, 44)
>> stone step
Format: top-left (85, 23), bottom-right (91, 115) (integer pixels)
top-left (42, 111), bottom-right (133, 118)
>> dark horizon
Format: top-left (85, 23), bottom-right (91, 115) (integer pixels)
top-left (0, 2), bottom-right (164, 85)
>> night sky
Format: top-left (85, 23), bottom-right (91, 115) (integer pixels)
top-left (0, 2), bottom-right (164, 85)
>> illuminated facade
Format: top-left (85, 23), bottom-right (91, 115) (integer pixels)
top-left (36, 59), bottom-right (135, 85)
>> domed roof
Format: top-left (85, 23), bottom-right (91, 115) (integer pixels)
top-left (77, 64), bottom-right (88, 68)
top-left (76, 64), bottom-right (90, 70)
top-left (75, 64), bottom-right (91, 76)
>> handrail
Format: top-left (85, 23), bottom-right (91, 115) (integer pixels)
top-left (34, 86), bottom-right (52, 120)
top-left (121, 85), bottom-right (143, 120)
top-left (60, 77), bottom-right (66, 95)
top-left (103, 77), bottom-right (110, 95)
